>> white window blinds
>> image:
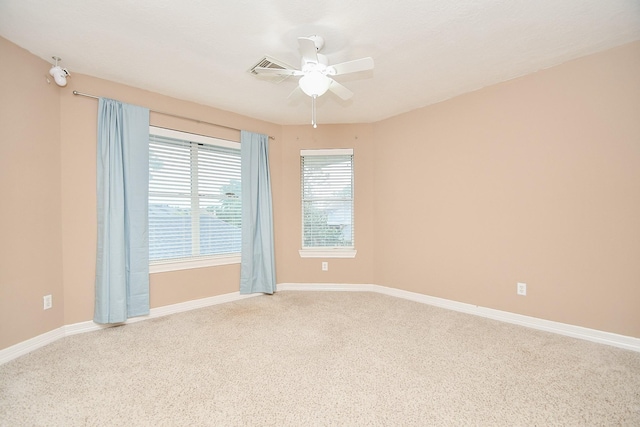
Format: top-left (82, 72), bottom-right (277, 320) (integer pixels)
top-left (149, 127), bottom-right (241, 264)
top-left (301, 149), bottom-right (354, 249)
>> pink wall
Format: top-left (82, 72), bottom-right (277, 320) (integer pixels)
top-left (276, 124), bottom-right (375, 285)
top-left (0, 37), bottom-right (64, 347)
top-left (373, 41), bottom-right (640, 337)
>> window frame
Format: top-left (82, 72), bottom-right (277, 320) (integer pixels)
top-left (148, 126), bottom-right (242, 273)
top-left (299, 148), bottom-right (357, 259)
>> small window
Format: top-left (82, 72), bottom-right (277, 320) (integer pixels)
top-left (300, 149), bottom-right (356, 258)
top-left (149, 126), bottom-right (241, 272)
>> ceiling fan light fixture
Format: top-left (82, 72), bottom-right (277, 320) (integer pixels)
top-left (299, 72), bottom-right (331, 97)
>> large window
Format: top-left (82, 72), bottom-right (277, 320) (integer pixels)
top-left (149, 126), bottom-right (241, 272)
top-left (300, 149), bottom-right (356, 258)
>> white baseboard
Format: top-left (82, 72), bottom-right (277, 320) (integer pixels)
top-left (0, 291), bottom-right (259, 365)
top-left (0, 327), bottom-right (66, 365)
top-left (277, 283), bottom-right (640, 353)
top-left (3, 284), bottom-right (638, 365)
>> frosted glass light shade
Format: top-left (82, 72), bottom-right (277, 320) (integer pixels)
top-left (299, 72), bottom-right (331, 97)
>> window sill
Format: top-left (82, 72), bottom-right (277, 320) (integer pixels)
top-left (150, 254), bottom-right (241, 274)
top-left (298, 249), bottom-right (357, 259)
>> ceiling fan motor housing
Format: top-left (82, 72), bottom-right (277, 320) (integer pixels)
top-left (301, 53), bottom-right (329, 72)
top-left (307, 35), bottom-right (324, 52)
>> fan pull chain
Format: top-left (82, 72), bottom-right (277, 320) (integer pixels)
top-left (311, 94), bottom-right (318, 128)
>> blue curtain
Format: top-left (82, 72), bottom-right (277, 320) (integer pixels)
top-left (95, 98), bottom-right (150, 324)
top-left (240, 131), bottom-right (276, 294)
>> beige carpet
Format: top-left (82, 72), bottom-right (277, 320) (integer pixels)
top-left (1, 291), bottom-right (639, 426)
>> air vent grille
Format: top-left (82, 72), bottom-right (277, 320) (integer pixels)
top-left (248, 56), bottom-right (294, 83)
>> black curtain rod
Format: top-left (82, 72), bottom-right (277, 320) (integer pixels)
top-left (72, 90), bottom-right (275, 140)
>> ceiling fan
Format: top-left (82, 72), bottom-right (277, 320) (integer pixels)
top-left (254, 35), bottom-right (374, 127)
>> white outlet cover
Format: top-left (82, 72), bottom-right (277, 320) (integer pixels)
top-left (517, 282), bottom-right (527, 296)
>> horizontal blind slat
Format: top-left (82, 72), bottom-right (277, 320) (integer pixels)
top-left (301, 153), bottom-right (354, 249)
top-left (149, 130), bottom-right (242, 263)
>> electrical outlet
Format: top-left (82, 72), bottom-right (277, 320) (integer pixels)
top-left (43, 294), bottom-right (52, 310)
top-left (321, 262), bottom-right (328, 271)
top-left (517, 282), bottom-right (527, 296)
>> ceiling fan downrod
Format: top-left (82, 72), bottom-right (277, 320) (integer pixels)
top-left (311, 94), bottom-right (318, 128)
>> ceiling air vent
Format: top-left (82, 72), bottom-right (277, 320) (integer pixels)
top-left (247, 56), bottom-right (295, 83)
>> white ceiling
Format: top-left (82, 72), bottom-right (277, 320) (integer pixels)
top-left (1, 1), bottom-right (639, 125)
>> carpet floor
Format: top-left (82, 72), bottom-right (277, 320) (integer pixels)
top-left (1, 291), bottom-right (639, 426)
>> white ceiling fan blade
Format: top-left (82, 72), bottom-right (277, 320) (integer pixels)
top-left (328, 79), bottom-right (353, 100)
top-left (298, 37), bottom-right (319, 64)
top-left (254, 67), bottom-right (302, 76)
top-left (328, 57), bottom-right (374, 76)
top-left (287, 86), bottom-right (303, 99)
